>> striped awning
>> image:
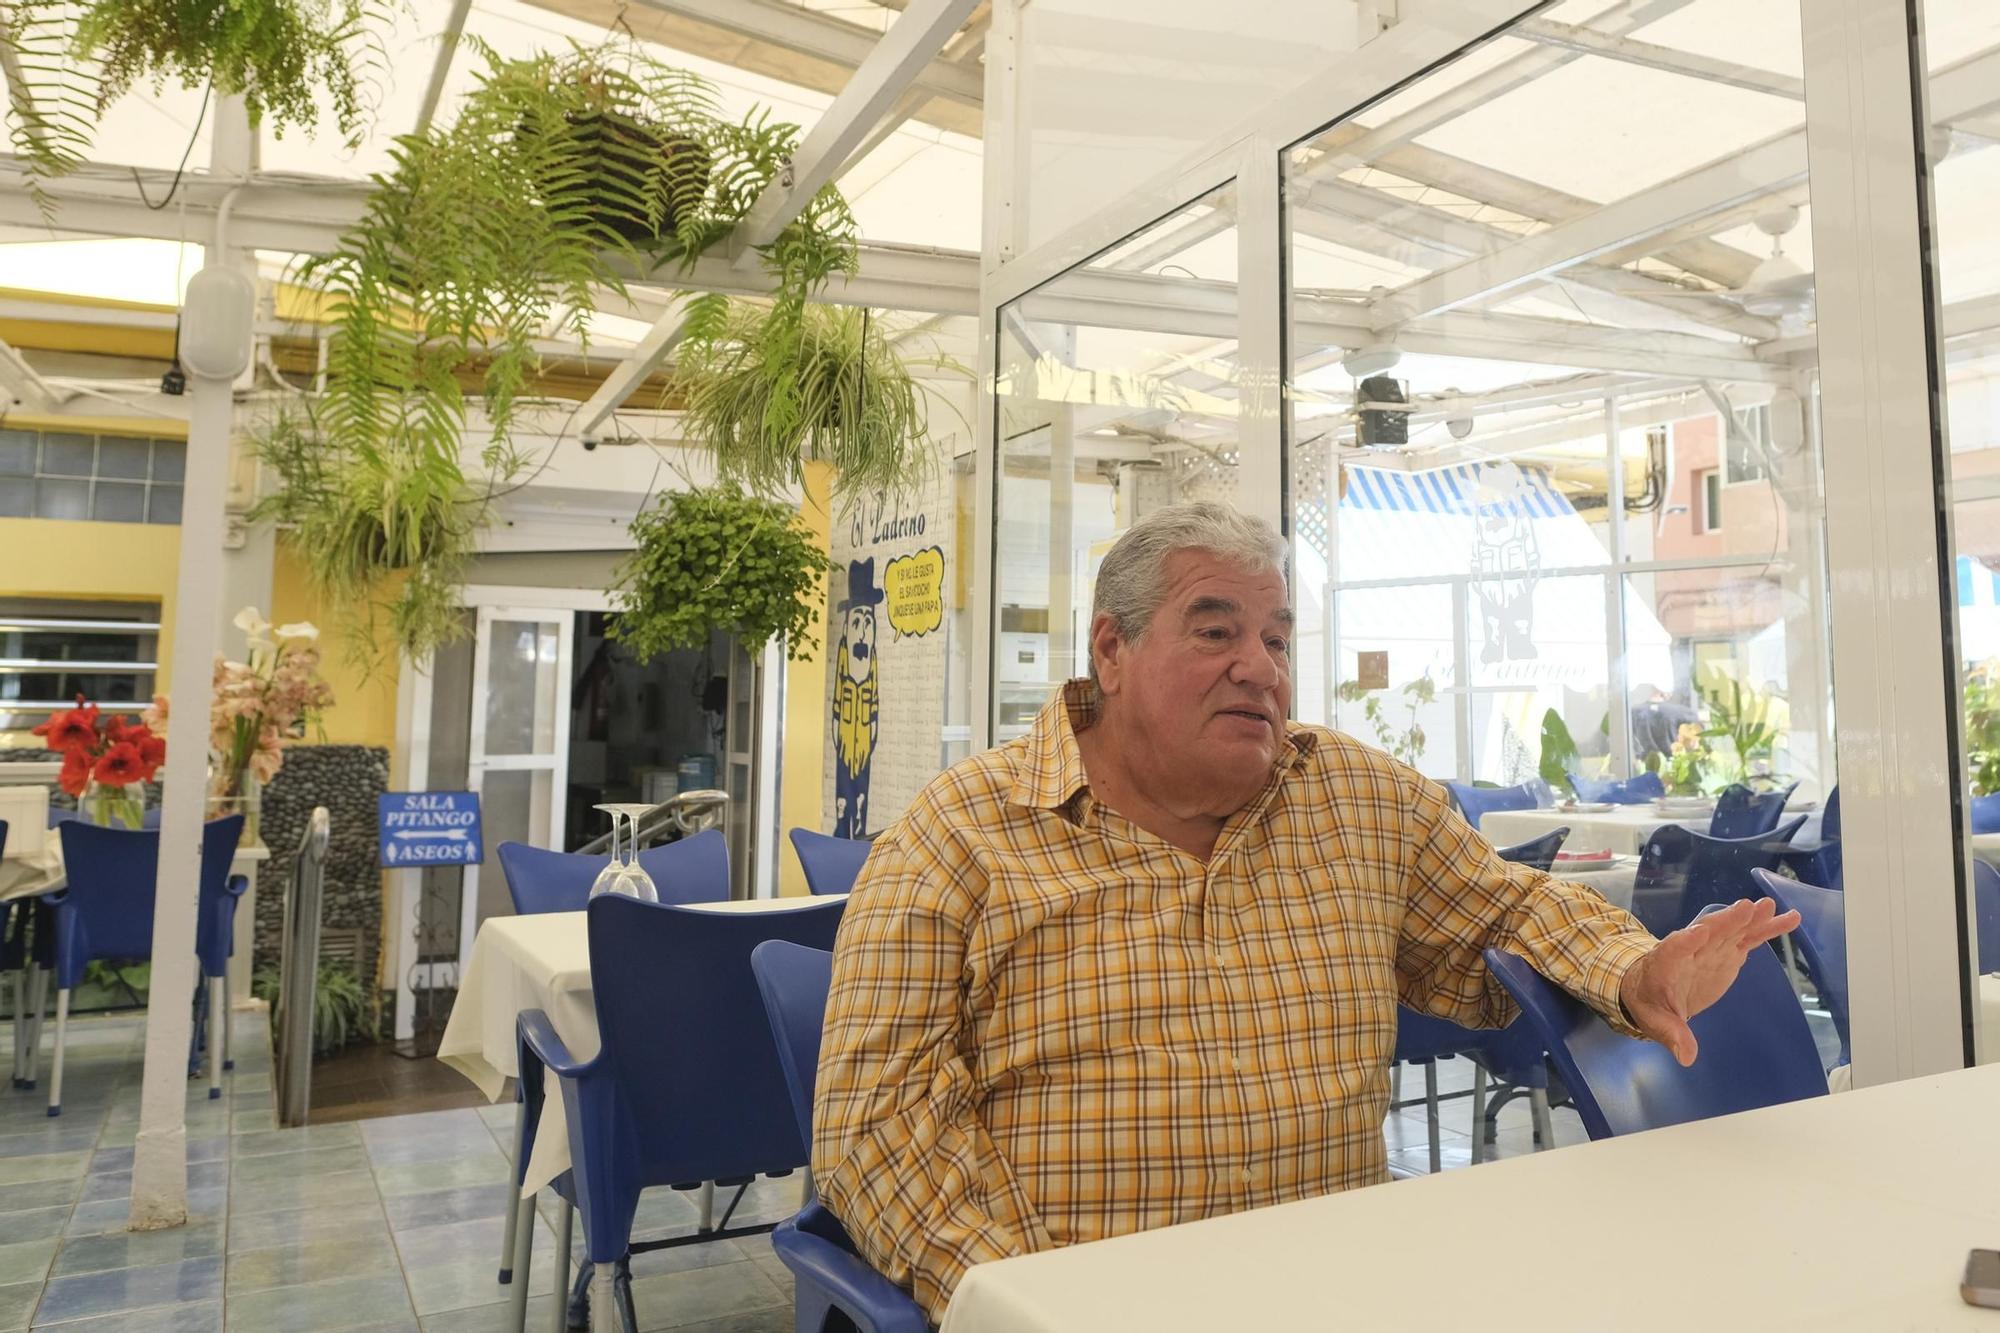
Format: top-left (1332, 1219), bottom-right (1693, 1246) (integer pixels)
top-left (1342, 462), bottom-right (1575, 519)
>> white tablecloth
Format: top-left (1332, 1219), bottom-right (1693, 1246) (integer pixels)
top-left (1972, 834), bottom-right (2000, 870)
top-left (1478, 806), bottom-right (1704, 857)
top-left (941, 1062), bottom-right (2000, 1332)
top-left (437, 895), bottom-right (847, 1195)
top-left (1549, 860), bottom-right (1637, 911)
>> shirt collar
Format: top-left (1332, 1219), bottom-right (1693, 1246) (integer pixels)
top-left (1007, 678), bottom-right (1319, 813)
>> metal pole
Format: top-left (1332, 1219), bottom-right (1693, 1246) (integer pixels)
top-left (129, 95), bottom-right (254, 1231)
top-left (277, 808), bottom-right (329, 1128)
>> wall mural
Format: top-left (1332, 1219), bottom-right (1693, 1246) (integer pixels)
top-left (823, 463), bottom-right (953, 839)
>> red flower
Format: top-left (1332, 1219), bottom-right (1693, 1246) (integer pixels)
top-left (133, 728), bottom-right (167, 780)
top-left (92, 743), bottom-right (144, 787)
top-left (32, 708), bottom-right (96, 754)
top-left (104, 714), bottom-right (128, 743)
top-left (57, 748), bottom-right (89, 798)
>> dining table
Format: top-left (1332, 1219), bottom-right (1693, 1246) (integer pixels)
top-left (940, 1061), bottom-right (2000, 1332)
top-left (436, 893), bottom-right (848, 1197)
top-left (1478, 804), bottom-right (1714, 857)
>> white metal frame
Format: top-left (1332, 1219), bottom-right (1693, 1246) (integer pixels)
top-left (975, 0), bottom-right (1979, 1082)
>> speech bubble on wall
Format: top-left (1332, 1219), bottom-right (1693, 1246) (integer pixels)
top-left (884, 546), bottom-right (946, 638)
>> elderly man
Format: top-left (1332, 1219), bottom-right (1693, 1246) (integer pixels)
top-left (813, 502), bottom-right (1797, 1321)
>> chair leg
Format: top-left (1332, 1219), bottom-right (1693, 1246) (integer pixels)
top-left (223, 995), bottom-right (234, 1072)
top-left (47, 987), bottom-right (69, 1117)
top-left (7, 964), bottom-right (21, 1089)
top-left (588, 1259), bottom-right (619, 1333)
top-left (1390, 1063), bottom-right (1402, 1109)
top-left (697, 1181), bottom-right (716, 1232)
top-left (207, 977), bottom-right (225, 1100)
top-left (1422, 1062), bottom-right (1441, 1174)
top-left (550, 1198), bottom-right (574, 1333)
top-left (1529, 1087), bottom-right (1555, 1151)
top-left (1468, 1067), bottom-right (1487, 1166)
top-left (508, 1189), bottom-right (536, 1332)
top-left (21, 964), bottom-right (45, 1088)
top-left (615, 1262), bottom-right (637, 1333)
top-left (501, 1094), bottom-right (527, 1283)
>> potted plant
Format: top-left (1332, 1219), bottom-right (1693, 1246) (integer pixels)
top-left (202, 608), bottom-right (335, 842)
top-left (275, 38), bottom-right (862, 667)
top-left (5, 0), bottom-right (381, 192)
top-left (676, 300), bottom-right (956, 503)
top-left (1645, 723), bottom-right (1713, 797)
top-left (609, 486), bottom-right (833, 663)
top-left (1335, 674), bottom-right (1433, 769)
top-left (33, 695), bottom-right (165, 828)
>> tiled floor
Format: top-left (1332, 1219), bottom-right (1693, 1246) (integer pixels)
top-left (0, 1012), bottom-right (799, 1332)
top-left (0, 997), bottom-right (1844, 1331)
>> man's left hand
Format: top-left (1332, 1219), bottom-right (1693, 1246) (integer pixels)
top-left (1619, 898), bottom-right (1802, 1066)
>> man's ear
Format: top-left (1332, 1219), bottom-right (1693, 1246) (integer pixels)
top-left (1088, 613), bottom-right (1124, 693)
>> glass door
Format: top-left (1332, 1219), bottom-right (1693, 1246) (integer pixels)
top-left (463, 606), bottom-right (574, 944)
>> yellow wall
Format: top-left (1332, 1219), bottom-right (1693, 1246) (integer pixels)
top-left (0, 518), bottom-right (182, 744)
top-left (268, 544), bottom-right (400, 758)
top-left (779, 462), bottom-right (834, 896)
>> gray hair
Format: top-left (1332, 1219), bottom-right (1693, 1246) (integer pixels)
top-left (1089, 501), bottom-right (1288, 683)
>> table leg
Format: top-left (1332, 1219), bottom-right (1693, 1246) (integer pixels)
top-left (507, 1189), bottom-right (535, 1331)
top-left (1422, 1063), bottom-right (1441, 1174)
top-left (501, 1093), bottom-right (527, 1283)
top-left (1530, 1088), bottom-right (1555, 1151)
top-left (1469, 1068), bottom-right (1487, 1166)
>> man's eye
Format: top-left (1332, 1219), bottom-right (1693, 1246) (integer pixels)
top-left (1267, 639), bottom-right (1291, 654)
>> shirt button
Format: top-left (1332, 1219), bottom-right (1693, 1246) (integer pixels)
top-left (1211, 952), bottom-right (1225, 969)
top-left (1231, 1055), bottom-right (1243, 1073)
top-left (1240, 1166), bottom-right (1255, 1183)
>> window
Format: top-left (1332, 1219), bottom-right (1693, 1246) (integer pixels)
top-left (0, 428), bottom-right (187, 526)
top-left (1726, 406), bottom-right (1771, 485)
top-left (1697, 470), bottom-right (1723, 534)
top-left (0, 599), bottom-right (161, 735)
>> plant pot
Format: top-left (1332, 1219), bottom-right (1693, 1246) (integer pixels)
top-left (518, 107), bottom-right (713, 243)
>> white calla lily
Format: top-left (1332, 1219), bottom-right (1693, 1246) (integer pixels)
top-left (232, 606), bottom-right (271, 639)
top-left (274, 621), bottom-right (320, 642)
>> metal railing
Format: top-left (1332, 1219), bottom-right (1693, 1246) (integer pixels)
top-left (275, 806), bottom-right (330, 1128)
top-left (574, 790), bottom-right (730, 856)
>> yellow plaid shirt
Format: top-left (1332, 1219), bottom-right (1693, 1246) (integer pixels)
top-left (814, 681), bottom-right (1657, 1321)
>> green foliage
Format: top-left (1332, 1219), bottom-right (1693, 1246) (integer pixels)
top-left (677, 300), bottom-right (955, 503)
top-left (1644, 720), bottom-right (1712, 797)
top-left (274, 38), bottom-right (866, 668)
top-left (610, 486), bottom-right (833, 663)
top-left (1965, 663), bottom-right (2000, 796)
top-left (1336, 673), bottom-right (1434, 768)
top-left (254, 959), bottom-right (378, 1055)
top-left (1538, 708), bottom-right (1579, 789)
top-left (1699, 676), bottom-right (1779, 786)
top-left (3, 0), bottom-right (385, 205)
top-left (82, 959), bottom-right (148, 1003)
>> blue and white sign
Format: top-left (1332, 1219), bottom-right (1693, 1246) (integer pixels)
top-left (378, 791), bottom-right (483, 866)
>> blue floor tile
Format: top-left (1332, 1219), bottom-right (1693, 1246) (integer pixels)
top-left (33, 1256), bottom-right (222, 1324)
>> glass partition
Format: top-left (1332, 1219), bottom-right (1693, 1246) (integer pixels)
top-left (992, 182), bottom-right (1243, 738)
top-left (1916, 0), bottom-right (2000, 1061)
top-left (1281, 2), bottom-right (1846, 1159)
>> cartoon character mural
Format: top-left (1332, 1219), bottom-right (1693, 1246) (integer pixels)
top-left (1471, 460), bottom-right (1542, 664)
top-left (832, 558), bottom-right (883, 839)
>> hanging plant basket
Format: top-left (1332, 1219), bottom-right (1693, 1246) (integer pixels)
top-left (610, 487), bottom-right (833, 663)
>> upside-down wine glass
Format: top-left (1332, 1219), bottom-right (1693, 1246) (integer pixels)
top-left (588, 803), bottom-right (660, 902)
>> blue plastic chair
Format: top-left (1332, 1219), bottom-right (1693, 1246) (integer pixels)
top-left (1974, 861), bottom-right (2000, 975)
top-left (516, 896), bottom-right (846, 1330)
top-left (1626, 815), bottom-right (1807, 937)
top-left (1974, 793), bottom-right (2000, 835)
top-left (1443, 780), bottom-right (1548, 830)
top-left (1791, 786), bottom-right (1842, 891)
top-left (48, 817), bottom-right (246, 1115)
top-left (1392, 826), bottom-right (1570, 1169)
top-left (1483, 907), bottom-right (1826, 1140)
top-left (788, 828), bottom-right (873, 897)
top-left (751, 940), bottom-right (930, 1333)
top-left (1566, 771), bottom-right (1665, 805)
top-left (1709, 782), bottom-right (1799, 840)
top-left (494, 829), bottom-right (731, 914)
top-left (1752, 869), bottom-right (1850, 1069)
top-left (47, 807), bottom-right (162, 829)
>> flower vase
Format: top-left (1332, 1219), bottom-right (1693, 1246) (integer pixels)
top-left (81, 780), bottom-right (146, 830)
top-left (208, 775), bottom-right (262, 847)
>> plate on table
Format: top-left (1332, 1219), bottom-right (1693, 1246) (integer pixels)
top-left (1556, 801), bottom-right (1616, 814)
top-left (1654, 797), bottom-right (1714, 816)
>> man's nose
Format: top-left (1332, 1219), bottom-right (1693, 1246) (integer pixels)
top-left (1231, 639), bottom-right (1281, 689)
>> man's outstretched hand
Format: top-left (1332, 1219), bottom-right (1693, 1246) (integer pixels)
top-left (1619, 898), bottom-right (1801, 1067)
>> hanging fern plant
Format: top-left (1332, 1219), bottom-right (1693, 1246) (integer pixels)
top-left (3, 0), bottom-right (386, 195)
top-left (610, 486), bottom-right (833, 663)
top-left (676, 299), bottom-right (956, 502)
top-left (269, 37), bottom-right (861, 669)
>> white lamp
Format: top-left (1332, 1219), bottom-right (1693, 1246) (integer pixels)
top-left (178, 266), bottom-right (256, 381)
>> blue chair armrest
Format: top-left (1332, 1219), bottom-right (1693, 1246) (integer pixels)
top-left (223, 874), bottom-right (249, 899)
top-left (516, 1009), bottom-right (596, 1081)
top-left (773, 1212), bottom-right (930, 1333)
